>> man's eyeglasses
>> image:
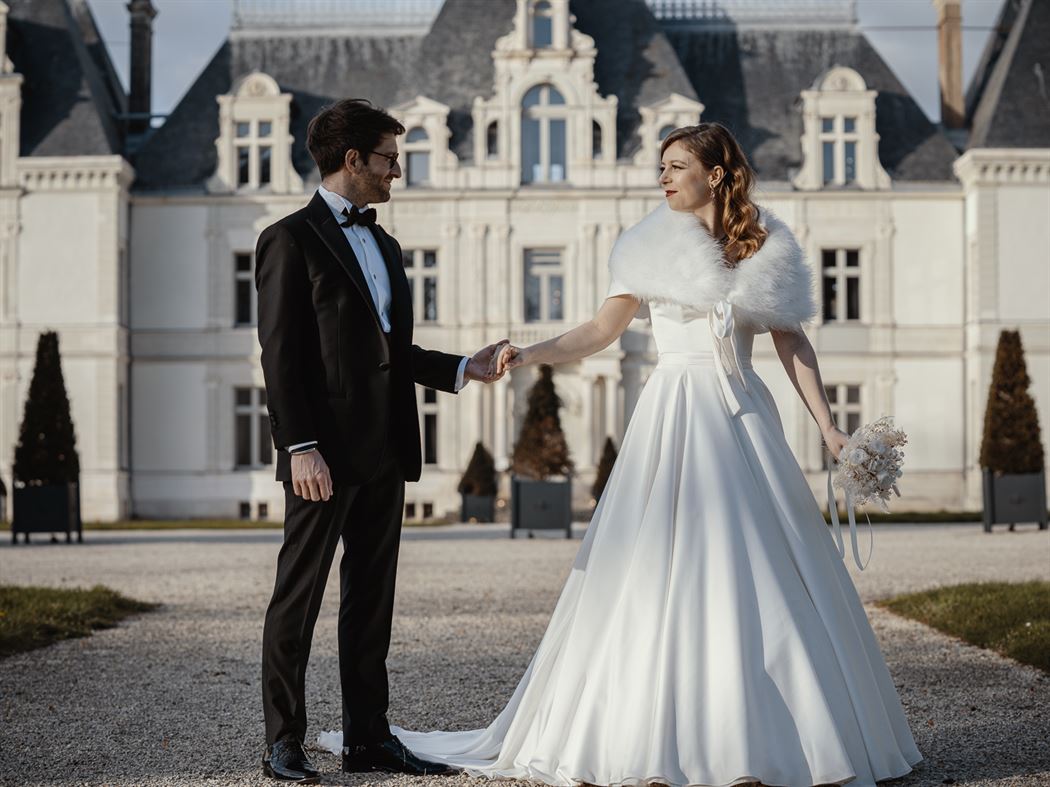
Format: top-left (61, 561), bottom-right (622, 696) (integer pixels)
top-left (366, 150), bottom-right (399, 171)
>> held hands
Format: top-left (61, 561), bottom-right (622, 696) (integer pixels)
top-left (465, 339), bottom-right (512, 383)
top-left (464, 339), bottom-right (533, 383)
top-left (496, 343), bottom-right (528, 376)
top-left (291, 450), bottom-right (333, 502)
top-left (822, 425), bottom-right (850, 464)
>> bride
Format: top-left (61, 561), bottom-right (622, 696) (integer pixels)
top-left (323, 122), bottom-right (923, 786)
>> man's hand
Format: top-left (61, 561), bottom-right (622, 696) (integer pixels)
top-left (465, 339), bottom-right (510, 383)
top-left (291, 450), bottom-right (333, 502)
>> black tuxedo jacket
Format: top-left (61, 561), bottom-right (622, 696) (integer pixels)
top-left (255, 191), bottom-right (463, 484)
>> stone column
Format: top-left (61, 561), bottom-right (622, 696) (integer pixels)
top-left (578, 373), bottom-right (595, 468)
top-left (605, 374), bottom-right (620, 441)
top-left (494, 380), bottom-right (509, 471)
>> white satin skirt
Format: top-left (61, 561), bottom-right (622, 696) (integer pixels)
top-left (320, 353), bottom-right (922, 786)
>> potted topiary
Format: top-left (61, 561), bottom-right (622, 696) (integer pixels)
top-left (12, 331), bottom-right (83, 544)
top-left (458, 442), bottom-right (498, 523)
top-left (510, 365), bottom-right (574, 538)
top-left (979, 329), bottom-right (1047, 532)
top-left (591, 436), bottom-right (618, 509)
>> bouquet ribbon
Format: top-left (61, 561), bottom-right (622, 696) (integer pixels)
top-left (826, 464), bottom-right (874, 571)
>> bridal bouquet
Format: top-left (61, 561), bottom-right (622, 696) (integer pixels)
top-left (832, 416), bottom-right (907, 511)
top-left (827, 416), bottom-right (908, 570)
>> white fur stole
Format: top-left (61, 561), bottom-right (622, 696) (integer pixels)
top-left (608, 202), bottom-right (817, 330)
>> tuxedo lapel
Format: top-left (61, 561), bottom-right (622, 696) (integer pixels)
top-left (304, 192), bottom-right (384, 332)
top-left (371, 223), bottom-right (414, 340)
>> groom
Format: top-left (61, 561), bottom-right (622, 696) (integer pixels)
top-left (256, 98), bottom-right (506, 783)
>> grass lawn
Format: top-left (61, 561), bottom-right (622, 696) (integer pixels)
top-left (2, 510), bottom-right (1028, 532)
top-left (0, 585), bottom-right (159, 659)
top-left (878, 581), bottom-right (1050, 673)
top-left (0, 517), bottom-right (460, 531)
top-left (0, 519), bottom-right (281, 532)
top-left (822, 510), bottom-right (983, 523)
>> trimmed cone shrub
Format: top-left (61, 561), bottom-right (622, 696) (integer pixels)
top-left (592, 436), bottom-right (618, 501)
top-left (512, 365), bottom-right (573, 480)
top-left (458, 442), bottom-right (498, 496)
top-left (979, 330), bottom-right (1045, 475)
top-left (13, 331), bottom-right (80, 487)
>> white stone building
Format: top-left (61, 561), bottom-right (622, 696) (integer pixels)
top-left (0, 0), bottom-right (1046, 522)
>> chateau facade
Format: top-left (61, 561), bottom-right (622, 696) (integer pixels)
top-left (1, 0), bottom-right (1047, 521)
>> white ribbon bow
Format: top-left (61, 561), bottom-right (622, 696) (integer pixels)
top-left (708, 299), bottom-right (750, 416)
top-left (826, 463), bottom-right (874, 571)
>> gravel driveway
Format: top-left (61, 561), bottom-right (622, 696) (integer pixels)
top-left (1, 523), bottom-right (1048, 786)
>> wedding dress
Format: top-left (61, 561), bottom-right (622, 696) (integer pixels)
top-left (320, 204), bottom-right (922, 786)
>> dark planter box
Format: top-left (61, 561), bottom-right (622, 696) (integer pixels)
top-left (461, 494), bottom-right (496, 523)
top-left (12, 482), bottom-right (82, 544)
top-left (510, 476), bottom-right (572, 538)
top-left (982, 469), bottom-right (1048, 532)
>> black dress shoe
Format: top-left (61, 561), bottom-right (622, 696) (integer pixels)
top-left (342, 735), bottom-right (460, 776)
top-left (263, 739), bottom-right (321, 783)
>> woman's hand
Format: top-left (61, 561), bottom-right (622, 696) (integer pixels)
top-left (822, 425), bottom-right (850, 465)
top-left (497, 343), bottom-right (528, 375)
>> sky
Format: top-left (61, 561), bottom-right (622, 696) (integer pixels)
top-left (84, 0), bottom-right (1008, 125)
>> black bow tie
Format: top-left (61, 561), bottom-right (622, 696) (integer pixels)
top-left (340, 206), bottom-right (377, 228)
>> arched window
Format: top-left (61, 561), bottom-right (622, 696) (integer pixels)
top-left (521, 83), bottom-right (567, 185)
top-left (592, 120), bottom-right (603, 158)
top-left (532, 1), bottom-right (553, 48)
top-left (486, 121), bottom-right (499, 159)
top-left (404, 126), bottom-right (430, 187)
top-left (658, 124), bottom-right (675, 143)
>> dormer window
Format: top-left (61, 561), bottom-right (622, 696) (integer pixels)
top-left (521, 83), bottom-right (567, 184)
top-left (632, 93), bottom-right (704, 168)
top-left (794, 67), bottom-right (890, 191)
top-left (209, 71), bottom-right (302, 194)
top-left (532, 1), bottom-right (553, 48)
top-left (820, 115), bottom-right (858, 185)
top-left (389, 95), bottom-right (455, 189)
top-left (404, 126), bottom-right (431, 187)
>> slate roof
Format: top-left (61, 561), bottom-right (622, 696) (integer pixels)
top-left (7, 0), bottom-right (125, 157)
top-left (571, 0), bottom-right (699, 159)
top-left (966, 0), bottom-right (1050, 149)
top-left (134, 0), bottom-right (695, 189)
top-left (134, 0), bottom-right (960, 190)
top-left (664, 26), bottom-right (959, 181)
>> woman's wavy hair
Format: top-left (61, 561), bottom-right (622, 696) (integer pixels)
top-left (661, 123), bottom-right (767, 265)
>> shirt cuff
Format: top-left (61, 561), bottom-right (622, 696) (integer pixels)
top-left (455, 356), bottom-right (470, 391)
top-left (285, 440), bottom-right (318, 453)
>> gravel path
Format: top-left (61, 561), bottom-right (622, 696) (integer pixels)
top-left (1, 523), bottom-right (1048, 786)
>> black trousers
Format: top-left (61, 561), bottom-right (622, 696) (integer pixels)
top-left (261, 441), bottom-right (405, 746)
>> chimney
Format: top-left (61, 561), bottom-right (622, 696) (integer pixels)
top-left (127, 0), bottom-right (157, 137)
top-left (0, 2), bottom-right (9, 66)
top-left (933, 0), bottom-right (964, 128)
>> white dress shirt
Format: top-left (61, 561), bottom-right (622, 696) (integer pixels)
top-left (318, 184), bottom-right (394, 332)
top-left (285, 188), bottom-right (469, 454)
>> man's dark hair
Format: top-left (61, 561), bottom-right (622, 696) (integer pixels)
top-left (306, 98), bottom-right (405, 177)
